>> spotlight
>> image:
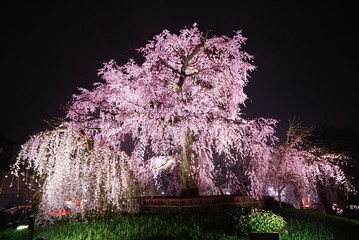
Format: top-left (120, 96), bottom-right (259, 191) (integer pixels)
top-left (16, 225), bottom-right (29, 230)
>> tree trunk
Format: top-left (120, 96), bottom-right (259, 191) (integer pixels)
top-left (180, 129), bottom-right (199, 197)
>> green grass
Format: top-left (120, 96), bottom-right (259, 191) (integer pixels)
top-left (1, 208), bottom-right (359, 240)
top-left (268, 207), bottom-right (359, 240)
top-left (34, 213), bottom-right (238, 240)
top-left (0, 227), bottom-right (31, 240)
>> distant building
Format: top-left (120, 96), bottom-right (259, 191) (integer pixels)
top-left (0, 136), bottom-right (16, 171)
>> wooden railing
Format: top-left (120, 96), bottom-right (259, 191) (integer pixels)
top-left (138, 195), bottom-right (264, 213)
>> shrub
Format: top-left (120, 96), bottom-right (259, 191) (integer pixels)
top-left (228, 207), bottom-right (286, 236)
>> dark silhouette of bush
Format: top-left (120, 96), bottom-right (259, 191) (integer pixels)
top-left (0, 211), bottom-right (10, 228)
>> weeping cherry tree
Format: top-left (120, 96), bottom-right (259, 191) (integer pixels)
top-left (265, 120), bottom-right (355, 208)
top-left (66, 23), bottom-right (277, 196)
top-left (11, 123), bottom-right (130, 221)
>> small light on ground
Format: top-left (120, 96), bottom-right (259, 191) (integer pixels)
top-left (16, 225), bottom-right (29, 230)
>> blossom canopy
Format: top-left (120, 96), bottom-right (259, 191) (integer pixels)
top-left (66, 24), bottom-right (277, 196)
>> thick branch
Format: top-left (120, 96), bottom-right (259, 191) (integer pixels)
top-left (176, 30), bottom-right (210, 93)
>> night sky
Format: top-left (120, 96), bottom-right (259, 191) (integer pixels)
top-left (1, 1), bottom-right (358, 148)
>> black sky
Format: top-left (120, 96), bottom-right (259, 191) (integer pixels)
top-left (1, 1), bottom-right (358, 147)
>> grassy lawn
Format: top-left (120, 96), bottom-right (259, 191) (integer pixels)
top-left (269, 207), bottom-right (359, 240)
top-left (1, 208), bottom-right (358, 240)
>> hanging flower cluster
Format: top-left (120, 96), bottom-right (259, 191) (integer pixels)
top-left (11, 123), bottom-right (129, 221)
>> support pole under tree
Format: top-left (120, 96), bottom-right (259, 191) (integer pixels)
top-left (29, 217), bottom-right (35, 240)
top-left (278, 185), bottom-right (285, 208)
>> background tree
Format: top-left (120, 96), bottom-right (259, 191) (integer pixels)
top-left (66, 24), bottom-right (277, 196)
top-left (312, 126), bottom-right (359, 211)
top-left (265, 120), bottom-right (355, 208)
top-left (11, 123), bottom-right (130, 221)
